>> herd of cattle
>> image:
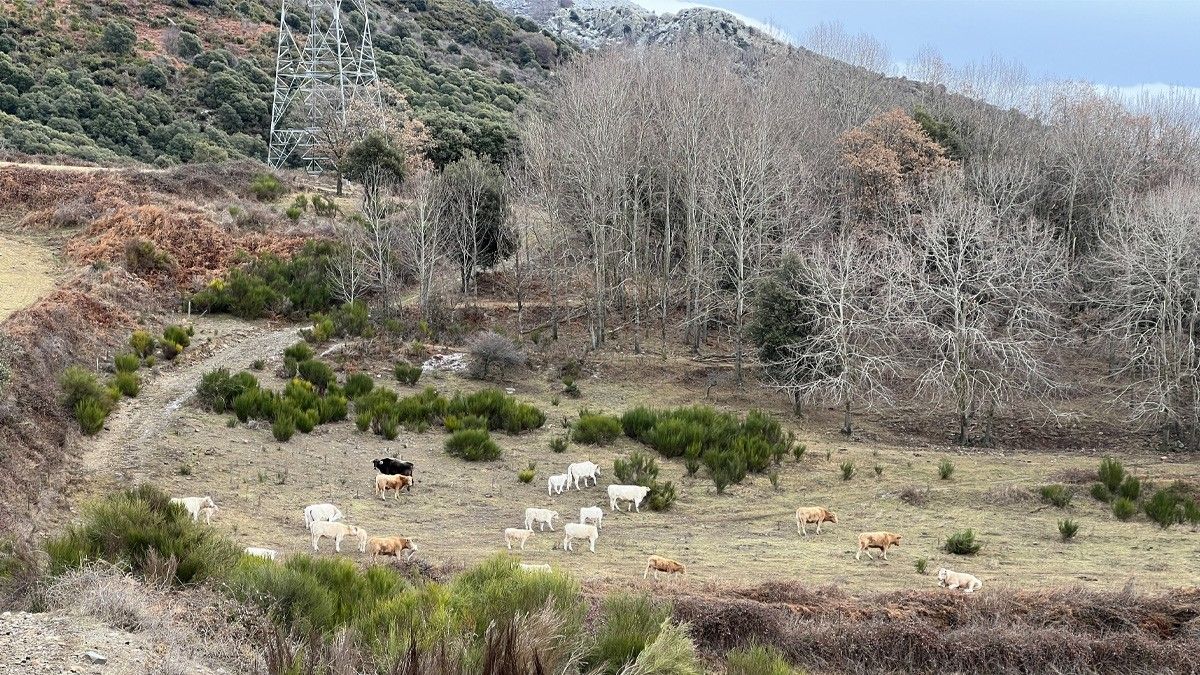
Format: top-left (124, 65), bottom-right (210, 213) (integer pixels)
top-left (168, 455), bottom-right (984, 591)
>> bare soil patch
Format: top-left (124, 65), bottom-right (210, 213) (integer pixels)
top-left (0, 234), bottom-right (58, 321)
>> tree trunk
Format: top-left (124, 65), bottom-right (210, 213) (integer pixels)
top-left (841, 398), bottom-right (852, 436)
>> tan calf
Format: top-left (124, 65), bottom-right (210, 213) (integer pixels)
top-left (856, 531), bottom-right (902, 560)
top-left (795, 506), bottom-right (838, 536)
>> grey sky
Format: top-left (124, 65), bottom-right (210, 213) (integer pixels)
top-left (635, 0), bottom-right (1200, 91)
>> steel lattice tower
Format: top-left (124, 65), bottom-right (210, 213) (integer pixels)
top-left (267, 0), bottom-right (382, 172)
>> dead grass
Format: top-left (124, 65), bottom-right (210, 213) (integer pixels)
top-left (73, 316), bottom-right (1200, 595)
top-left (0, 235), bottom-right (58, 321)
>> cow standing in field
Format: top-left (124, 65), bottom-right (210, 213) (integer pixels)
top-left (373, 457), bottom-right (415, 479)
top-left (795, 506), bottom-right (838, 536)
top-left (856, 531), bottom-right (902, 560)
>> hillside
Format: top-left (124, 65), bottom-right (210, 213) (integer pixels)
top-left (0, 0), bottom-right (575, 167)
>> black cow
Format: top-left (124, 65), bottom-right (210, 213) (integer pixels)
top-left (373, 457), bottom-right (414, 478)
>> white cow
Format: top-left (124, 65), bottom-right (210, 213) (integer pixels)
top-left (607, 485), bottom-right (650, 512)
top-left (562, 523), bottom-right (599, 553)
top-left (244, 547), bottom-right (278, 561)
top-left (310, 522), bottom-right (368, 553)
top-left (170, 496), bottom-right (215, 522)
top-left (567, 461), bottom-right (601, 489)
top-left (304, 503), bottom-right (343, 530)
top-left (524, 508), bottom-right (560, 532)
top-left (547, 473), bottom-right (570, 495)
top-left (579, 506), bottom-right (604, 530)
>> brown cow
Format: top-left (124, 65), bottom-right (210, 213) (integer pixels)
top-left (856, 531), bottom-right (902, 560)
top-left (644, 555), bottom-right (685, 580)
top-left (375, 473), bottom-right (413, 500)
top-left (367, 536), bottom-right (418, 562)
top-left (795, 506), bottom-right (838, 536)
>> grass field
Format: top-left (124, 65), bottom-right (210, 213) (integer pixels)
top-left (76, 317), bottom-right (1200, 594)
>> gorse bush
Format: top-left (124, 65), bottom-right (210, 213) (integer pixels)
top-left (444, 413), bottom-right (488, 432)
top-left (61, 366), bottom-right (114, 434)
top-left (1099, 457), bottom-right (1126, 493)
top-left (343, 372), bottom-right (374, 398)
top-left (75, 397), bottom-right (109, 435)
top-left (284, 342), bottom-right (314, 363)
top-left (1058, 518), bottom-right (1080, 541)
top-left (914, 558), bottom-right (928, 575)
top-left (394, 362), bottom-right (422, 385)
top-left (297, 359), bottom-right (334, 392)
top-left (445, 429), bottom-right (502, 461)
top-left (45, 485), bottom-right (237, 585)
top-left (163, 324), bottom-right (192, 349)
top-left (572, 411), bottom-right (622, 445)
top-left (272, 410), bottom-right (296, 442)
top-left (938, 459), bottom-right (955, 480)
top-left (725, 645), bottom-right (796, 675)
top-left (447, 389), bottom-right (544, 434)
top-left (621, 407), bottom-right (659, 442)
top-left (249, 173), bottom-right (286, 201)
top-left (1118, 475), bottom-right (1142, 501)
top-left (114, 353), bottom-right (140, 374)
top-left (1112, 497), bottom-right (1138, 521)
top-left (615, 452), bottom-right (659, 486)
top-left (189, 242), bottom-right (339, 320)
top-left (1144, 488), bottom-right (1194, 529)
top-left (1040, 484), bottom-right (1073, 508)
top-left (1091, 483), bottom-right (1111, 502)
top-left (196, 368), bottom-right (259, 413)
top-left (549, 436), bottom-right (568, 453)
top-left (129, 331), bottom-right (155, 358)
top-left (110, 372), bottom-right (140, 398)
top-left (518, 463), bottom-right (536, 483)
top-left (587, 594), bottom-right (669, 674)
top-left (944, 529), bottom-right (981, 555)
top-left (840, 461), bottom-right (856, 481)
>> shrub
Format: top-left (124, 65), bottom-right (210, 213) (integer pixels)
top-left (1058, 518), bottom-right (1079, 542)
top-left (644, 417), bottom-right (705, 458)
top-left (284, 342), bottom-right (314, 362)
top-left (518, 463), bottom-right (536, 483)
top-left (562, 378), bottom-right (581, 398)
top-left (282, 356), bottom-right (299, 378)
top-left (61, 366), bottom-right (108, 412)
top-left (614, 452), bottom-right (659, 486)
top-left (394, 362), bottom-right (422, 385)
top-left (874, 464), bottom-right (884, 478)
top-left (446, 389), bottom-right (544, 434)
top-left (768, 468), bottom-right (781, 489)
top-left (938, 459), bottom-right (955, 480)
top-left (587, 593), bottom-right (669, 672)
top-left (1090, 483), bottom-right (1111, 502)
top-left (1112, 497), bottom-right (1138, 521)
top-left (114, 353), bottom-right (140, 374)
top-left (1040, 484), bottom-right (1073, 508)
top-left (573, 412), bottom-right (622, 445)
top-left (343, 372), bottom-right (374, 398)
top-left (792, 443), bottom-right (807, 461)
top-left (285, 205), bottom-right (302, 222)
top-left (467, 331), bottom-right (525, 380)
top-left (317, 395), bottom-right (348, 423)
top-left (445, 429), bottom-right (502, 461)
top-left (944, 529), bottom-right (981, 555)
top-left (378, 415), bottom-right (398, 440)
top-left (163, 325), bottom-right (191, 349)
top-left (196, 369), bottom-right (259, 413)
top-left (297, 359), bottom-right (334, 392)
top-left (914, 558), bottom-right (928, 575)
top-left (129, 331), bottom-right (155, 358)
top-left (123, 238), bottom-right (176, 276)
top-left (646, 482), bottom-right (677, 511)
top-left (295, 410), bottom-right (318, 433)
top-left (354, 412), bottom-right (371, 432)
top-left (620, 407), bottom-right (659, 441)
top-left (45, 485), bottom-right (237, 585)
top-left (840, 461), bottom-right (855, 481)
top-left (272, 411), bottom-right (296, 442)
top-left (444, 414), bottom-right (489, 432)
top-left (249, 173), bottom-right (286, 201)
top-left (251, 359), bottom-right (266, 371)
top-left (1118, 475), bottom-right (1142, 501)
top-left (705, 448), bottom-right (747, 494)
top-left (75, 397), bottom-right (108, 435)
top-left (1099, 457), bottom-right (1125, 493)
top-left (625, 619), bottom-right (701, 675)
top-left (160, 340), bottom-right (182, 361)
top-left (111, 372), bottom-right (140, 398)
top-left (726, 646), bottom-right (795, 675)
top-left (549, 436), bottom-right (568, 453)
top-left (1145, 489), bottom-right (1186, 529)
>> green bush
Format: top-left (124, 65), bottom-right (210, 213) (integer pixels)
top-left (285, 205), bottom-right (302, 222)
top-left (160, 340), bottom-right (182, 360)
top-left (394, 362), bottom-right (422, 385)
top-left (1145, 489), bottom-right (1188, 529)
top-left (163, 325), bottom-right (192, 349)
top-left (111, 372), bottom-right (140, 397)
top-left (343, 372), bottom-right (374, 399)
top-left (296, 409), bottom-right (318, 433)
top-left (518, 463), bottom-right (536, 483)
top-left (45, 485), bottom-right (237, 585)
top-left (114, 353), bottom-right (140, 373)
top-left (646, 482), bottom-right (677, 511)
top-left (938, 459), bottom-right (955, 480)
top-left (915, 558), bottom-right (928, 575)
top-left (1058, 518), bottom-right (1079, 542)
top-left (1118, 475), bottom-right (1142, 501)
top-left (354, 412), bottom-right (371, 432)
top-left (588, 594), bottom-right (669, 673)
top-left (317, 395), bottom-right (348, 423)
top-left (1099, 457), bottom-right (1125, 493)
top-left (562, 377), bottom-right (581, 398)
top-left (284, 341), bottom-right (314, 363)
top-left (1040, 484), bottom-right (1073, 508)
top-left (61, 366), bottom-right (108, 412)
top-left (549, 436), bottom-right (568, 453)
top-left (614, 452), bottom-right (660, 486)
top-left (621, 406), bottom-right (659, 441)
top-left (196, 369), bottom-right (259, 413)
top-left (1090, 483), bottom-right (1111, 502)
top-left (129, 330), bottom-right (155, 358)
top-left (251, 359), bottom-right (266, 371)
top-left (297, 359), bottom-right (335, 392)
top-left (840, 461), bottom-right (856, 481)
top-left (283, 378), bottom-right (320, 412)
top-left (944, 529), bottom-right (981, 555)
top-left (445, 429), bottom-right (501, 461)
top-left (444, 413), bottom-right (488, 432)
top-left (573, 411), bottom-right (622, 445)
top-left (75, 397), bottom-right (109, 435)
top-left (249, 173), bottom-right (286, 201)
top-left (272, 411), bottom-right (296, 442)
top-left (725, 645), bottom-right (796, 675)
top-left (704, 448), bottom-right (747, 494)
top-left (446, 389), bottom-right (544, 434)
top-left (1111, 497), bottom-right (1137, 521)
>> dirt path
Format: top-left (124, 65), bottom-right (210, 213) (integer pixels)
top-left (82, 318), bottom-right (300, 475)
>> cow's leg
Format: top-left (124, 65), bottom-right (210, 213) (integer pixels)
top-left (881, 547), bottom-right (888, 560)
top-left (815, 521), bottom-right (822, 534)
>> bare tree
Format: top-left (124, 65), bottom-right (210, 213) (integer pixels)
top-left (896, 181), bottom-right (1067, 445)
top-left (359, 163), bottom-right (402, 316)
top-left (397, 166), bottom-right (445, 319)
top-left (765, 233), bottom-right (899, 434)
top-left (443, 152), bottom-right (511, 296)
top-left (310, 97), bottom-right (387, 195)
top-left (327, 219), bottom-right (370, 305)
top-left (1090, 185), bottom-right (1200, 450)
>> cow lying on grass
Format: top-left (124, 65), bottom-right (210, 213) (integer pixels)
top-left (938, 567), bottom-right (983, 592)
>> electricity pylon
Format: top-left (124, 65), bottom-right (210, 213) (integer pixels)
top-left (267, 0), bottom-right (382, 173)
